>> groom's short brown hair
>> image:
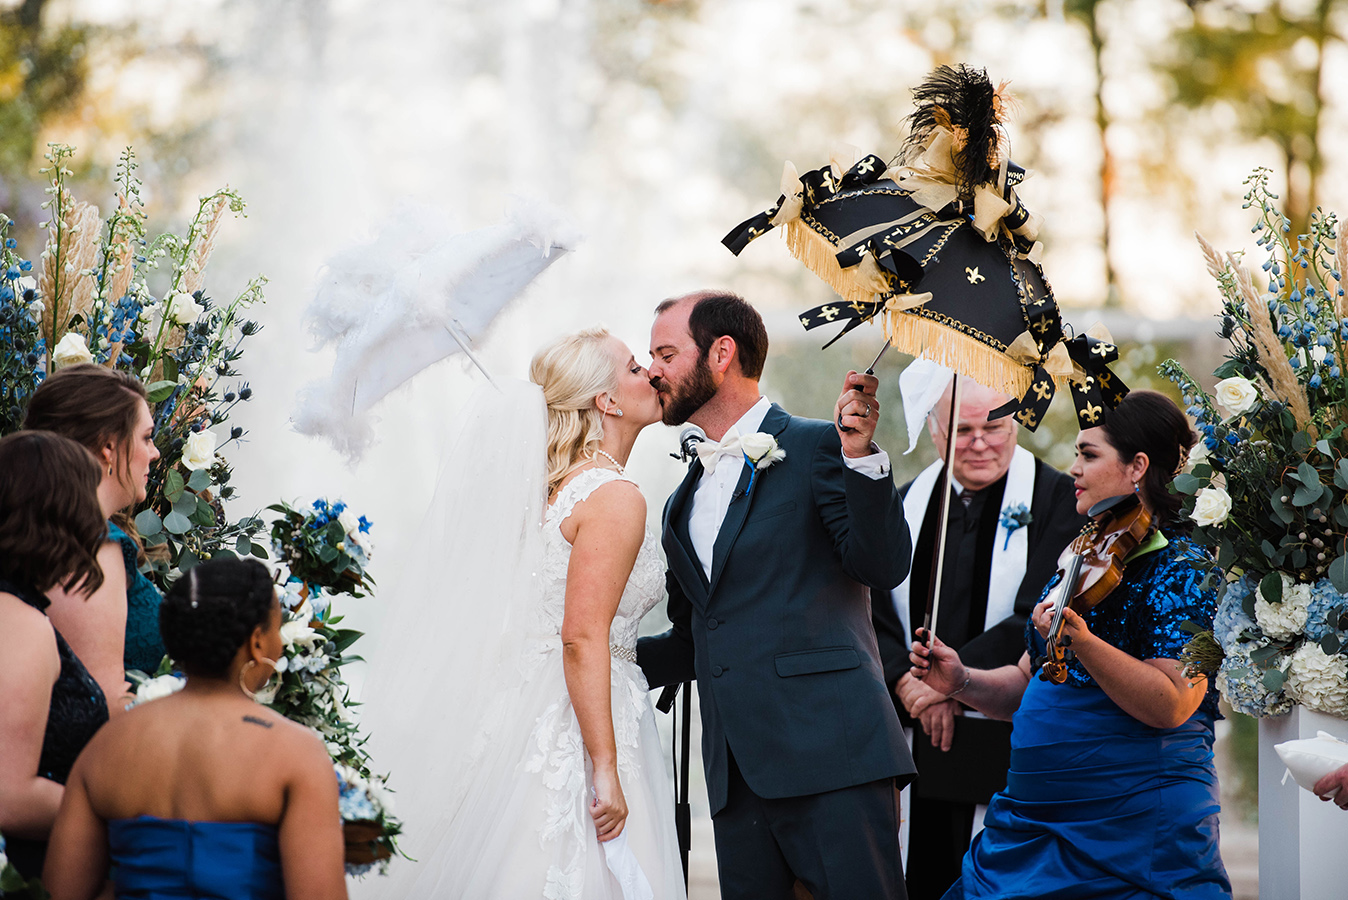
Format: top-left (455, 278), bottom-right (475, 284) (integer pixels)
top-left (656, 290), bottom-right (769, 379)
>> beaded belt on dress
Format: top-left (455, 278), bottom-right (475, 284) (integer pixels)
top-left (610, 644), bottom-right (637, 663)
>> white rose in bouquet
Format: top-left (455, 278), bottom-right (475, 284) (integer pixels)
top-left (1286, 642), bottom-right (1348, 716)
top-left (181, 429), bottom-right (217, 471)
top-left (52, 331), bottom-right (93, 368)
top-left (1214, 376), bottom-right (1259, 418)
top-left (280, 619), bottom-right (322, 653)
top-left (1186, 441), bottom-right (1210, 470)
top-left (1255, 574), bottom-right (1312, 640)
top-left (131, 673), bottom-right (186, 707)
top-left (167, 291), bottom-right (203, 325)
top-left (1190, 486), bottom-right (1232, 527)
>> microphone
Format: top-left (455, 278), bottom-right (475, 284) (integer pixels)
top-left (670, 425), bottom-right (707, 462)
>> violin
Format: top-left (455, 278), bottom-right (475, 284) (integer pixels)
top-left (1038, 492), bottom-right (1154, 683)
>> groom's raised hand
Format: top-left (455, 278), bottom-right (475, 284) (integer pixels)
top-left (836, 370), bottom-right (881, 457)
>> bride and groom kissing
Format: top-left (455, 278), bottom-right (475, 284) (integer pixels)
top-left (363, 289), bottom-right (916, 899)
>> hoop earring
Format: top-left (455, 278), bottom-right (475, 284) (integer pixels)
top-left (239, 657), bottom-right (278, 702)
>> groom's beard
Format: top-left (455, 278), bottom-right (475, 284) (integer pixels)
top-left (653, 357), bottom-right (717, 427)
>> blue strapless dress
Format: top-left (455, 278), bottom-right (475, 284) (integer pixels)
top-left (108, 817), bottom-right (283, 900)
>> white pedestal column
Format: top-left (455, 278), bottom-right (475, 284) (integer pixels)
top-left (1258, 706), bottom-right (1348, 899)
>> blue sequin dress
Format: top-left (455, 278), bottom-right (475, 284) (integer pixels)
top-left (107, 521), bottom-right (165, 673)
top-left (943, 537), bottom-right (1232, 900)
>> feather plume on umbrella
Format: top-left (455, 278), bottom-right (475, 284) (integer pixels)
top-left (293, 198), bottom-right (578, 460)
top-left (723, 64), bottom-right (1126, 432)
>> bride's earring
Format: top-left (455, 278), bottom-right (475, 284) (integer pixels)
top-left (239, 657), bottom-right (279, 702)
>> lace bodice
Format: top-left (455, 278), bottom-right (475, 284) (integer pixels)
top-left (540, 467), bottom-right (665, 652)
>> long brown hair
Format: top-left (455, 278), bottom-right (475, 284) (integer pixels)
top-left (25, 363), bottom-right (151, 497)
top-left (0, 431), bottom-right (107, 594)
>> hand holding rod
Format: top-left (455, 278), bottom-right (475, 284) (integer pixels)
top-left (837, 341), bottom-right (891, 433)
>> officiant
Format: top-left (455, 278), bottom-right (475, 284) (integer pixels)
top-left (870, 367), bottom-right (1085, 900)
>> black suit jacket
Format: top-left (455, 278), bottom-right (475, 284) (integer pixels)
top-left (871, 456), bottom-right (1086, 719)
top-left (638, 404), bottom-right (917, 816)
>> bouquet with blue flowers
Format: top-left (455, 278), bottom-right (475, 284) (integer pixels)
top-left (1167, 169), bottom-right (1348, 718)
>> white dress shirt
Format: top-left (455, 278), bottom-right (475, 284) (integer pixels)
top-left (687, 396), bottom-right (892, 580)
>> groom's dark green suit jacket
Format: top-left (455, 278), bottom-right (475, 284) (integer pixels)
top-left (637, 403), bottom-right (917, 816)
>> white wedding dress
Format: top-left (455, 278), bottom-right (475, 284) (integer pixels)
top-left (360, 381), bottom-right (683, 900)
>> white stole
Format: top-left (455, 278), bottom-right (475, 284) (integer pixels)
top-left (890, 445), bottom-right (1036, 648)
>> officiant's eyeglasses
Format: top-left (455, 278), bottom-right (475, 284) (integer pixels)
top-left (932, 420), bottom-right (1015, 449)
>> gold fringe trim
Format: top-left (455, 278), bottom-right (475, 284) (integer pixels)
top-left (882, 309), bottom-right (1031, 398)
top-left (782, 218), bottom-right (884, 307)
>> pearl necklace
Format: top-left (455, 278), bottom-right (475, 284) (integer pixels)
top-left (593, 449), bottom-right (626, 475)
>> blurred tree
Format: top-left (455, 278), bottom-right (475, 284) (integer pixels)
top-left (1165, 0), bottom-right (1344, 238)
top-left (0, 0), bottom-right (90, 202)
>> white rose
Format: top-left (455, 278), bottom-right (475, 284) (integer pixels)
top-left (1190, 486), bottom-right (1232, 527)
top-left (280, 620), bottom-right (322, 652)
top-left (1254, 574), bottom-right (1312, 640)
top-left (167, 291), bottom-right (203, 325)
top-left (740, 432), bottom-right (776, 460)
top-left (52, 331), bottom-right (93, 368)
top-left (133, 674), bottom-right (185, 705)
top-left (1213, 376), bottom-right (1259, 419)
top-left (338, 509), bottom-right (361, 536)
top-left (181, 429), bottom-right (217, 471)
top-left (1185, 441), bottom-right (1210, 470)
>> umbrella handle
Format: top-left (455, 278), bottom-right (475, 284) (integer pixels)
top-left (837, 341), bottom-right (891, 433)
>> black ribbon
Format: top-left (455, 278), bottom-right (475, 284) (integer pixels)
top-left (722, 155), bottom-right (889, 256)
top-left (1064, 333), bottom-right (1129, 428)
top-left (797, 297), bottom-right (887, 349)
top-left (988, 292), bottom-right (1065, 432)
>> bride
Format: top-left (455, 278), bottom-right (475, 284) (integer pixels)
top-left (359, 327), bottom-right (684, 898)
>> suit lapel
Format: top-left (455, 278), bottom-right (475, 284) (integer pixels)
top-left (664, 459), bottom-right (709, 598)
top-left (707, 405), bottom-right (792, 598)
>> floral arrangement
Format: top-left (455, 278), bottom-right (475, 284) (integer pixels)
top-left (336, 764), bottom-right (401, 876)
top-left (0, 830), bottom-right (49, 899)
top-left (0, 143), bottom-right (270, 585)
top-left (0, 147), bottom-right (403, 875)
top-left (1164, 169), bottom-right (1348, 718)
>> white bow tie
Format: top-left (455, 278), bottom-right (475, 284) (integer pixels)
top-left (696, 427), bottom-right (744, 469)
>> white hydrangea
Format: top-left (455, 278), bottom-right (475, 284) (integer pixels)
top-left (1286, 642), bottom-right (1348, 717)
top-left (128, 674), bottom-right (186, 708)
top-left (1254, 574), bottom-right (1312, 640)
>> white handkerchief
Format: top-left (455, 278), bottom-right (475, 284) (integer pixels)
top-left (1275, 730), bottom-right (1348, 798)
top-left (602, 831), bottom-right (654, 900)
top-left (898, 358), bottom-right (954, 454)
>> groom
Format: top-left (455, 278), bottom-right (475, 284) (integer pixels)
top-left (638, 290), bottom-right (916, 900)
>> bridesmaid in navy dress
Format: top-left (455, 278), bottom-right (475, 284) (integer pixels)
top-left (910, 391), bottom-right (1232, 900)
top-left (0, 432), bottom-right (111, 886)
top-left (44, 558), bottom-right (345, 900)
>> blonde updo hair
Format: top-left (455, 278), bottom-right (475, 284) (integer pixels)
top-left (530, 327), bottom-right (619, 495)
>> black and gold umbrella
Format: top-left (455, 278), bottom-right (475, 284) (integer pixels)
top-left (722, 65), bottom-right (1125, 431)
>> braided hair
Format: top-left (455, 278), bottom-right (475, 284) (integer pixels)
top-left (160, 558), bottom-right (276, 678)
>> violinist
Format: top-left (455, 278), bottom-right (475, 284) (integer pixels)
top-left (909, 390), bottom-right (1232, 899)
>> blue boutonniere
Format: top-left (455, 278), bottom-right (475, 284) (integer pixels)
top-left (734, 432), bottom-right (785, 499)
top-left (999, 503), bottom-right (1032, 550)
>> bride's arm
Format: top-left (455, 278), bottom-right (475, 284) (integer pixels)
top-left (560, 479), bottom-right (647, 842)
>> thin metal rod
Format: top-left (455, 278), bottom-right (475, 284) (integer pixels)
top-left (444, 320), bottom-right (497, 386)
top-left (836, 340), bottom-right (892, 433)
top-left (921, 375), bottom-right (962, 646)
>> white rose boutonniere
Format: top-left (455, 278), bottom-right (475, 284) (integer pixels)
top-left (167, 291), bottom-right (203, 326)
top-left (52, 331), bottom-right (94, 368)
top-left (181, 429), bottom-right (218, 471)
top-left (1213, 376), bottom-right (1259, 419)
top-left (1190, 486), bottom-right (1233, 528)
top-left (741, 432), bottom-right (786, 471)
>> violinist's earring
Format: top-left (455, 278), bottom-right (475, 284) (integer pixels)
top-left (1133, 481), bottom-right (1140, 494)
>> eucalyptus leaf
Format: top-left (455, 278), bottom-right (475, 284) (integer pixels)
top-left (211, 548), bottom-right (237, 559)
top-left (172, 492), bottom-right (197, 517)
top-left (1261, 540), bottom-right (1277, 558)
top-left (133, 509), bottom-right (163, 536)
top-left (1292, 549), bottom-right (1308, 569)
top-left (1293, 481), bottom-right (1326, 507)
top-left (250, 543), bottom-right (269, 559)
top-left (1262, 668), bottom-right (1286, 692)
top-left (191, 499), bottom-right (216, 527)
top-left (1318, 439), bottom-right (1333, 457)
top-left (178, 548), bottom-right (200, 571)
top-left (1173, 472), bottom-right (1202, 495)
top-left (1293, 431), bottom-right (1314, 454)
top-left (1337, 459), bottom-right (1348, 490)
top-left (1270, 487), bottom-right (1295, 524)
top-left (1298, 461), bottom-right (1321, 486)
top-left (1335, 504), bottom-right (1348, 527)
top-left (145, 380), bottom-right (178, 403)
top-left (1259, 571), bottom-right (1283, 604)
top-left (1330, 554), bottom-right (1348, 594)
top-left (164, 468), bottom-right (185, 502)
top-left (187, 467), bottom-right (212, 492)
top-left (163, 511), bottom-right (193, 534)
top-left (1250, 645), bottom-right (1281, 666)
top-left (235, 535), bottom-right (252, 555)
top-left (318, 545), bottom-right (339, 563)
top-left (1322, 634), bottom-right (1342, 655)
